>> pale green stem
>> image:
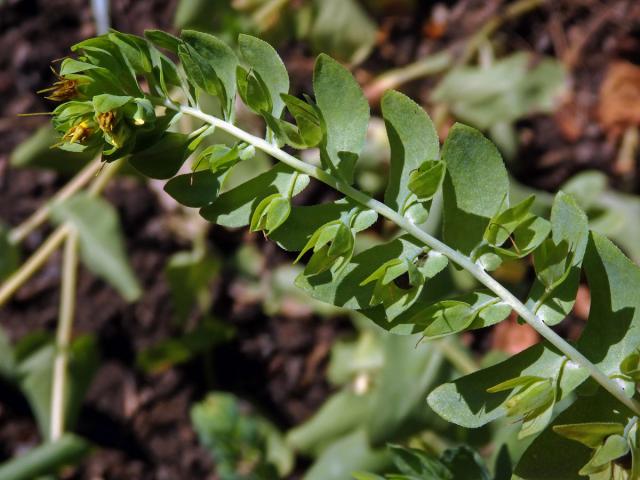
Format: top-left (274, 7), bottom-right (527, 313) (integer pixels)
top-left (364, 52), bottom-right (452, 102)
top-left (50, 228), bottom-right (80, 441)
top-left (459, 0), bottom-right (546, 65)
top-left (0, 159), bottom-right (124, 309)
top-left (364, 0), bottom-right (545, 102)
top-left (0, 225), bottom-right (71, 308)
top-left (175, 102), bottom-right (640, 416)
top-left (434, 338), bottom-right (479, 376)
top-left (8, 159), bottom-right (102, 245)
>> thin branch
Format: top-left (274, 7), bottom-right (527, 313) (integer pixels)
top-left (434, 338), bottom-right (479, 376)
top-left (363, 0), bottom-right (546, 102)
top-left (175, 102), bottom-right (640, 416)
top-left (0, 225), bottom-right (71, 308)
top-left (8, 159), bottom-right (102, 245)
top-left (0, 158), bottom-right (124, 309)
top-left (50, 228), bottom-right (80, 441)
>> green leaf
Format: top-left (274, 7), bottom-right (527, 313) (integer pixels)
top-left (442, 124), bottom-right (509, 255)
top-left (386, 445), bottom-right (452, 479)
top-left (92, 93), bottom-right (133, 114)
top-left (281, 94), bottom-right (323, 147)
top-left (580, 434), bottom-right (629, 475)
top-left (372, 289), bottom-right (508, 335)
top-left (10, 126), bottom-right (94, 174)
top-left (72, 35), bottom-right (143, 97)
top-left (144, 29), bottom-right (182, 53)
top-left (270, 200), bottom-right (377, 252)
top-left (128, 132), bottom-right (189, 179)
top-left (516, 389), bottom-right (633, 480)
top-left (16, 335), bottom-right (98, 437)
top-left (51, 194), bottom-right (141, 301)
top-left (180, 30), bottom-right (238, 119)
top-left (137, 318), bottom-right (232, 374)
top-left (553, 423), bottom-right (625, 449)
top-left (165, 249), bottom-right (220, 323)
top-left (164, 170), bottom-right (226, 208)
top-left (192, 392), bottom-right (294, 478)
top-left (236, 65), bottom-right (272, 114)
top-left (408, 161), bottom-right (446, 202)
top-left (487, 375), bottom-right (546, 393)
top-left (475, 208), bottom-right (550, 270)
top-left (303, 430), bottom-right (391, 480)
top-left (108, 32), bottom-right (153, 76)
top-left (441, 446), bottom-right (492, 480)
top-left (381, 90), bottom-right (440, 216)
top-left (484, 195), bottom-right (535, 247)
top-left (425, 232), bottom-right (640, 435)
top-left (206, 143), bottom-right (243, 173)
top-left (238, 34), bottom-right (289, 117)
top-left (287, 389), bottom-right (371, 455)
top-left (309, 0), bottom-right (377, 65)
top-left (314, 54), bottom-right (369, 183)
top-left (296, 236), bottom-right (446, 320)
top-left (0, 434), bottom-right (90, 480)
top-left (365, 335), bottom-right (447, 446)
top-left (526, 191), bottom-right (589, 325)
top-left (200, 164), bottom-right (308, 228)
top-left (620, 350), bottom-right (640, 381)
top-left (250, 194), bottom-right (291, 235)
top-left (432, 53), bottom-right (566, 130)
top-left (418, 301), bottom-right (476, 339)
top-left (0, 327), bottom-right (15, 378)
top-left (427, 343), bottom-right (588, 429)
top-left (579, 232), bottom-right (640, 376)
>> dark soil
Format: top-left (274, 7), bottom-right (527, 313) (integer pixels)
top-left (0, 0), bottom-right (639, 478)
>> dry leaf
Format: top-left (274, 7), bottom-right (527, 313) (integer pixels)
top-left (492, 311), bottom-right (540, 355)
top-left (598, 61), bottom-right (640, 139)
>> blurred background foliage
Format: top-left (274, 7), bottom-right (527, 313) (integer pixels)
top-left (1, 0), bottom-right (640, 478)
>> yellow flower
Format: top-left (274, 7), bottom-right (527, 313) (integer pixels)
top-left (62, 121), bottom-right (92, 144)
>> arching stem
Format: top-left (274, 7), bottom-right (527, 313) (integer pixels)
top-left (174, 102), bottom-right (640, 416)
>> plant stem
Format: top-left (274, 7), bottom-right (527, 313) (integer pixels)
top-left (363, 0), bottom-right (546, 102)
top-left (176, 103), bottom-right (640, 416)
top-left (0, 159), bottom-right (124, 309)
top-left (364, 52), bottom-right (452, 102)
top-left (50, 228), bottom-right (79, 441)
top-left (434, 338), bottom-right (479, 376)
top-left (0, 225), bottom-right (71, 308)
top-left (459, 0), bottom-right (546, 65)
top-left (8, 159), bottom-right (102, 245)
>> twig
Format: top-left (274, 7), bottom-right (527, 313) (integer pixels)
top-left (434, 338), bottom-right (479, 376)
top-left (364, 52), bottom-right (452, 103)
top-left (459, 0), bottom-right (546, 65)
top-left (0, 158), bottom-right (124, 309)
top-left (363, 0), bottom-right (546, 102)
top-left (8, 159), bottom-right (102, 245)
top-left (174, 101), bottom-right (640, 416)
top-left (49, 228), bottom-right (79, 441)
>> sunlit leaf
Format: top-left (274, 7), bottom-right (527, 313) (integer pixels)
top-left (314, 54), bottom-right (369, 183)
top-left (442, 124), bottom-right (509, 255)
top-left (381, 90), bottom-right (439, 216)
